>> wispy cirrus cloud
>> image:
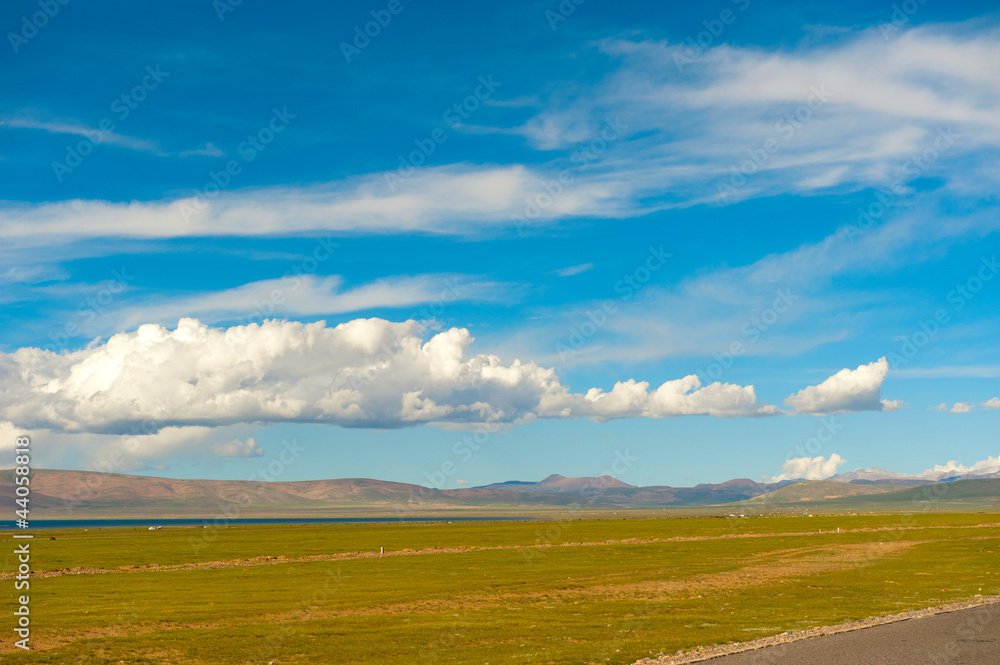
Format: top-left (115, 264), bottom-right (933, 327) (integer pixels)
top-left (0, 116), bottom-right (161, 153)
top-left (0, 164), bottom-right (628, 241)
top-left (2, 22), bottom-right (996, 247)
top-left (511, 203), bottom-right (999, 368)
top-left (894, 365), bottom-right (1000, 378)
top-left (0, 115), bottom-right (220, 158)
top-left (553, 263), bottom-right (594, 277)
top-left (512, 22), bottom-right (1000, 204)
top-left (114, 273), bottom-right (510, 331)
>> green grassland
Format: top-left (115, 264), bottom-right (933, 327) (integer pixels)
top-left (3, 513), bottom-right (1000, 664)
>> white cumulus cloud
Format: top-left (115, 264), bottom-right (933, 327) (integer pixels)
top-left (765, 453), bottom-right (847, 483)
top-left (784, 358), bottom-right (894, 415)
top-left (211, 437), bottom-right (264, 458)
top-left (0, 318), bottom-right (780, 439)
top-left (931, 401), bottom-right (977, 413)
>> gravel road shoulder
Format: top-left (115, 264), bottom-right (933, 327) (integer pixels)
top-left (636, 595), bottom-right (1000, 664)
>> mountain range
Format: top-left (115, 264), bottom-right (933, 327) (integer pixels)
top-left (4, 463), bottom-right (999, 518)
top-left (0, 469), bottom-right (791, 517)
top-left (830, 465), bottom-right (1000, 484)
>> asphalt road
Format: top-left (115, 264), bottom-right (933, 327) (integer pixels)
top-left (703, 604), bottom-right (1000, 665)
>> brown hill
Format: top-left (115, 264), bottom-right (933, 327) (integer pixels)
top-left (536, 474), bottom-right (635, 491)
top-left (0, 469), bottom-right (551, 516)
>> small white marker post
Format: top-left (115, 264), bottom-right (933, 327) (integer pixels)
top-left (380, 546), bottom-right (384, 554)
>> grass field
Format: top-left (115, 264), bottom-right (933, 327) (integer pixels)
top-left (3, 513), bottom-right (999, 664)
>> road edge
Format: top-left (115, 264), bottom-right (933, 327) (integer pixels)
top-left (635, 594), bottom-right (1000, 664)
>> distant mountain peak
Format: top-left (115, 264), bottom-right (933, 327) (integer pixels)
top-left (480, 473), bottom-right (635, 494)
top-left (537, 474), bottom-right (635, 490)
top-left (831, 467), bottom-right (906, 482)
top-left (831, 463), bottom-right (1000, 484)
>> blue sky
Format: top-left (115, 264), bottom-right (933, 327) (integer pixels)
top-left (1, 0), bottom-right (998, 488)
